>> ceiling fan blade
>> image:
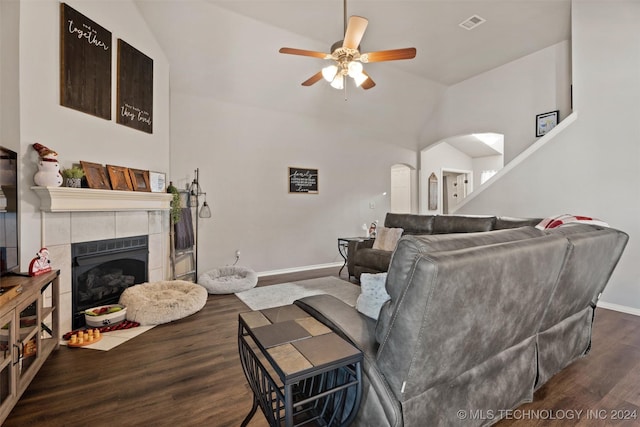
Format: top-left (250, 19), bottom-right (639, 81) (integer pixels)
top-left (361, 48), bottom-right (417, 63)
top-left (343, 16), bottom-right (368, 50)
top-left (279, 47), bottom-right (331, 59)
top-left (301, 71), bottom-right (324, 86)
top-left (360, 71), bottom-right (376, 90)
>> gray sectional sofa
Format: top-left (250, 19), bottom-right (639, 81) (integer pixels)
top-left (296, 222), bottom-right (628, 426)
top-left (347, 213), bottom-right (542, 280)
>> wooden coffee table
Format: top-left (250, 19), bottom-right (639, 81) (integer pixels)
top-left (238, 304), bottom-right (363, 427)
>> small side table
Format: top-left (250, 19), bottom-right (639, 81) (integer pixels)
top-left (337, 237), bottom-right (372, 278)
top-left (238, 305), bottom-right (363, 427)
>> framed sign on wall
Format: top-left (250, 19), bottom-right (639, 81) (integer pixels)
top-left (536, 110), bottom-right (559, 137)
top-left (60, 3), bottom-right (112, 119)
top-left (289, 167), bottom-right (318, 194)
top-left (117, 39), bottom-right (154, 133)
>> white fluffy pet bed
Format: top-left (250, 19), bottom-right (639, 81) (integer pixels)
top-left (119, 280), bottom-right (208, 325)
top-left (198, 265), bottom-right (258, 294)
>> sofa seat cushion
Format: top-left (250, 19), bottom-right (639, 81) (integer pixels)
top-left (353, 248), bottom-right (393, 273)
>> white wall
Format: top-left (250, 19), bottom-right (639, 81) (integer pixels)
top-left (170, 92), bottom-right (417, 274)
top-left (17, 0), bottom-right (170, 269)
top-left (390, 164), bottom-right (412, 214)
top-left (421, 40), bottom-right (571, 164)
top-left (472, 155), bottom-right (502, 191)
top-left (457, 0), bottom-right (640, 311)
top-left (419, 141), bottom-right (473, 214)
top-left (1, 0), bottom-right (20, 154)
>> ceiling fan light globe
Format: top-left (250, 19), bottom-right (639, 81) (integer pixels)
top-left (353, 72), bottom-right (368, 87)
top-left (330, 75), bottom-right (344, 90)
top-left (347, 61), bottom-right (363, 77)
top-left (322, 65), bottom-right (338, 82)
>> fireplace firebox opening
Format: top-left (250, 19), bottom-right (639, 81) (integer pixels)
top-left (71, 235), bottom-right (148, 329)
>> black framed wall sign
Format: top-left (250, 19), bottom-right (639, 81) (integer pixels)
top-left (289, 167), bottom-right (318, 194)
top-left (60, 3), bottom-right (112, 120)
top-left (117, 39), bottom-right (153, 133)
top-left (536, 110), bottom-right (559, 137)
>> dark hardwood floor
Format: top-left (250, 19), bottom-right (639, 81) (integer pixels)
top-left (5, 267), bottom-right (640, 426)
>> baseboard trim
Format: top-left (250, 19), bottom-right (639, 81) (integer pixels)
top-left (597, 301), bottom-right (640, 317)
top-left (257, 262), bottom-right (343, 278)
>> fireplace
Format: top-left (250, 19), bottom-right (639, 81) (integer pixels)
top-left (72, 235), bottom-right (148, 329)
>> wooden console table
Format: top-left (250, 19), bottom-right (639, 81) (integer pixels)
top-left (238, 304), bottom-right (362, 427)
top-left (0, 270), bottom-right (60, 424)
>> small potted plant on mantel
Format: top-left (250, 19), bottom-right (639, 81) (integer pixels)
top-left (61, 166), bottom-right (85, 188)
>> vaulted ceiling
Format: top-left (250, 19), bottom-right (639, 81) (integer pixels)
top-left (135, 0), bottom-right (571, 148)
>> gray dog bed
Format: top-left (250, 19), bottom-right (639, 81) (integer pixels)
top-left (119, 280), bottom-right (208, 325)
top-left (198, 265), bottom-right (258, 294)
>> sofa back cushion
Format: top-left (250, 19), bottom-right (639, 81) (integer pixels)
top-left (432, 215), bottom-right (496, 233)
top-left (540, 225), bottom-right (628, 330)
top-left (384, 213), bottom-right (434, 235)
top-left (377, 226), bottom-right (545, 344)
top-left (375, 234), bottom-right (569, 401)
top-left (495, 216), bottom-right (543, 229)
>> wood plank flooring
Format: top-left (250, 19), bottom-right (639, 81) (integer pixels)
top-left (5, 267), bottom-right (640, 426)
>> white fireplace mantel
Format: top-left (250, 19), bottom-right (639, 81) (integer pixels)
top-left (31, 186), bottom-right (172, 212)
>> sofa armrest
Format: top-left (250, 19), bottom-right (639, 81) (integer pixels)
top-left (347, 239), bottom-right (375, 277)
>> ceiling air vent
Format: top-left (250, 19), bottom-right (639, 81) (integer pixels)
top-left (459, 15), bottom-right (486, 30)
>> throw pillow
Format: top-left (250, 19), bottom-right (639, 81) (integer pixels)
top-left (356, 272), bottom-right (390, 320)
top-left (372, 227), bottom-right (404, 251)
top-left (536, 214), bottom-right (609, 230)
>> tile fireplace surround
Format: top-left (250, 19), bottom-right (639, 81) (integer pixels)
top-left (31, 187), bottom-right (173, 337)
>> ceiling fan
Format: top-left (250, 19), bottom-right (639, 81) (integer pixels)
top-left (278, 0), bottom-right (416, 91)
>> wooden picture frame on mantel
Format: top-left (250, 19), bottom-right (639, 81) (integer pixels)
top-left (80, 161), bottom-right (111, 190)
top-left (128, 168), bottom-right (151, 192)
top-left (106, 165), bottom-right (133, 191)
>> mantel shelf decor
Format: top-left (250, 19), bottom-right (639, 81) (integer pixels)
top-left (31, 186), bottom-right (172, 212)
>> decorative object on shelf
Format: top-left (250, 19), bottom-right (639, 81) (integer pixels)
top-left (106, 164), bottom-right (133, 191)
top-left (117, 38), bottom-right (153, 133)
top-left (32, 143), bottom-right (63, 187)
top-left (60, 3), bottom-right (112, 120)
top-left (61, 166), bottom-right (85, 188)
top-left (289, 167), bottom-right (318, 194)
top-left (128, 168), bottom-right (151, 192)
top-left (536, 110), bottom-right (559, 137)
top-left (81, 160), bottom-right (111, 189)
top-left (28, 247), bottom-right (52, 276)
top-left (149, 171), bottom-right (166, 192)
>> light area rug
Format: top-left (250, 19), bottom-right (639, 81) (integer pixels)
top-left (235, 276), bottom-right (360, 311)
top-left (60, 325), bottom-right (156, 351)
